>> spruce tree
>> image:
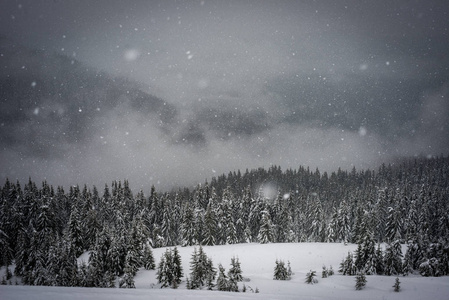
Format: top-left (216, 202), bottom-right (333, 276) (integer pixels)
top-left (216, 263), bottom-right (229, 291)
top-left (205, 257), bottom-right (217, 290)
top-left (305, 270), bottom-right (317, 284)
top-left (339, 251), bottom-right (356, 275)
top-left (171, 247), bottom-right (184, 286)
top-left (274, 259), bottom-right (290, 280)
top-left (374, 244), bottom-right (385, 275)
top-left (156, 248), bottom-right (183, 288)
top-left (287, 261), bottom-right (293, 278)
top-left (124, 248), bottom-right (140, 277)
top-left (189, 246), bottom-right (214, 289)
top-left (156, 252), bottom-right (169, 288)
top-left (202, 203), bottom-right (217, 246)
top-left (228, 256), bottom-right (243, 282)
top-left (384, 239), bottom-right (403, 276)
top-left (120, 272), bottom-right (135, 288)
top-left (142, 244), bottom-right (155, 270)
top-left (328, 265), bottom-right (334, 276)
top-left (257, 210), bottom-right (274, 244)
top-left (181, 204), bottom-right (196, 246)
top-left (359, 229), bottom-right (377, 274)
top-left (322, 265), bottom-right (328, 278)
top-left (355, 271), bottom-right (367, 290)
top-left (67, 205), bottom-right (84, 257)
top-left (393, 277), bottom-right (401, 292)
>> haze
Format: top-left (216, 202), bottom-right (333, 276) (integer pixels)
top-left (1, 0), bottom-right (448, 191)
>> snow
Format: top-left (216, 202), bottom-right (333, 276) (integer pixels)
top-left (123, 49), bottom-right (140, 62)
top-left (2, 243), bottom-right (449, 300)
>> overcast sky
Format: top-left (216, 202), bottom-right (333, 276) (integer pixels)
top-left (1, 0), bottom-right (448, 191)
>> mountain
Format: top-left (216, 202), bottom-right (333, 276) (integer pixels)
top-left (0, 37), bottom-right (177, 159)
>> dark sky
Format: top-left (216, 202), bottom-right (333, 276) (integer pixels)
top-left (1, 0), bottom-right (448, 191)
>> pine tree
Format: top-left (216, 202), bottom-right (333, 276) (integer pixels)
top-left (257, 210), bottom-right (274, 244)
top-left (384, 239), bottom-right (403, 276)
top-left (171, 247), bottom-right (184, 286)
top-left (248, 198), bottom-right (263, 242)
top-left (194, 207), bottom-right (205, 247)
top-left (328, 265), bottom-right (334, 276)
top-left (337, 200), bottom-right (351, 244)
top-left (358, 228), bottom-right (377, 274)
top-left (202, 203), bottom-right (217, 246)
top-left (386, 205), bottom-right (402, 243)
top-left (205, 257), bottom-right (217, 290)
top-left (108, 234), bottom-right (126, 276)
top-left (161, 197), bottom-right (175, 247)
top-left (68, 205), bottom-right (83, 257)
top-left (189, 246), bottom-right (213, 289)
top-left (393, 277), bottom-right (401, 292)
top-left (402, 242), bottom-right (414, 276)
top-left (305, 270), bottom-right (317, 284)
top-left (355, 271), bottom-right (367, 290)
top-left (339, 251), bottom-right (356, 275)
top-left (142, 244), bottom-right (155, 270)
top-left (181, 204), bottom-right (196, 246)
top-left (274, 259), bottom-right (289, 280)
top-left (228, 274), bottom-right (239, 292)
top-left (287, 260), bottom-right (293, 278)
top-left (156, 248), bottom-right (183, 288)
top-left (120, 272), bottom-right (135, 288)
top-left (228, 256), bottom-right (243, 282)
top-left (307, 195), bottom-right (326, 242)
top-left (322, 265), bottom-right (328, 278)
top-left (128, 249), bottom-right (140, 275)
top-left (374, 244), bottom-right (385, 275)
top-left (156, 252), bottom-right (169, 288)
top-left (216, 263), bottom-right (229, 291)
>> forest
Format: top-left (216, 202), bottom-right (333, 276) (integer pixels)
top-left (0, 155), bottom-right (448, 288)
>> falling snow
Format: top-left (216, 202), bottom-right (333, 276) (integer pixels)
top-left (0, 0), bottom-right (447, 191)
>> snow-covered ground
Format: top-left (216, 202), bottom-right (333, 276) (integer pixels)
top-left (1, 243), bottom-right (449, 300)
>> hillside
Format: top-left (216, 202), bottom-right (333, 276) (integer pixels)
top-left (1, 243), bottom-right (449, 300)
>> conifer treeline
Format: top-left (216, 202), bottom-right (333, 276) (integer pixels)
top-left (0, 155), bottom-right (448, 286)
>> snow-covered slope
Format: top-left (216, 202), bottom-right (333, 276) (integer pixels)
top-left (1, 243), bottom-right (449, 300)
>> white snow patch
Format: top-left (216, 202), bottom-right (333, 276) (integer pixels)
top-left (1, 243), bottom-right (449, 300)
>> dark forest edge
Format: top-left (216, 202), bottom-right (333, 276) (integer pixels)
top-left (0, 155), bottom-right (448, 287)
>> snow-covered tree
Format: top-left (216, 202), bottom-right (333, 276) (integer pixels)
top-left (157, 247), bottom-right (183, 288)
top-left (274, 259), bottom-right (290, 280)
top-left (393, 277), bottom-right (401, 292)
top-left (385, 205), bottom-right (402, 243)
top-left (216, 263), bottom-right (228, 291)
top-left (257, 210), bottom-right (274, 244)
top-left (181, 204), bottom-right (196, 246)
top-left (228, 256), bottom-right (243, 282)
top-left (189, 246), bottom-right (214, 289)
top-left (305, 270), bottom-right (318, 284)
top-left (322, 265), bottom-right (328, 278)
top-left (384, 239), bottom-right (403, 276)
top-left (142, 244), bottom-right (155, 270)
top-left (339, 251), bottom-right (356, 276)
top-left (355, 271), bottom-right (367, 290)
top-left (202, 202), bottom-right (217, 246)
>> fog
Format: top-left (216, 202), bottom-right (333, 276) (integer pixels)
top-left (1, 0), bottom-right (448, 191)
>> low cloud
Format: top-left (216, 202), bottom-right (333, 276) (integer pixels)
top-left (1, 1), bottom-right (448, 191)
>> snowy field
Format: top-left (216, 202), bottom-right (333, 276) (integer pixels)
top-left (1, 243), bottom-right (449, 300)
